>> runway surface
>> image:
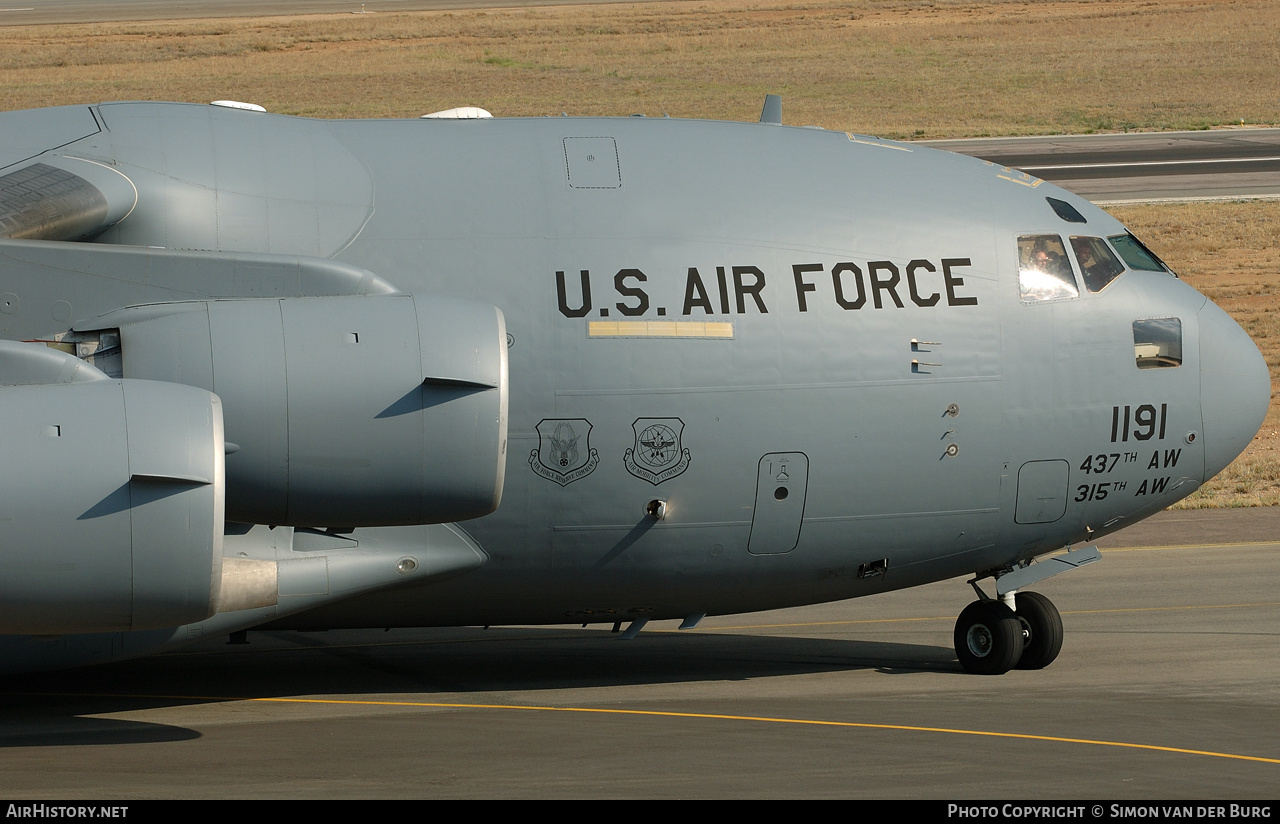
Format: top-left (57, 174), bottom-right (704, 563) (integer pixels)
top-left (1, 506), bottom-right (1276, 798)
top-left (929, 130), bottom-right (1280, 203)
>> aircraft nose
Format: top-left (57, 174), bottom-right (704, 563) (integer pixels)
top-left (1199, 299), bottom-right (1271, 479)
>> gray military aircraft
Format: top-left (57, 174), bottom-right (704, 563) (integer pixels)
top-left (0, 98), bottom-right (1269, 674)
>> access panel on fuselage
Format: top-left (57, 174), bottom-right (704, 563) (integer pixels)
top-left (748, 452), bottom-right (809, 555)
top-left (1014, 459), bottom-right (1069, 524)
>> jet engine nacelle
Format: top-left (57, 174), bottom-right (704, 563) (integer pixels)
top-left (0, 370), bottom-right (224, 634)
top-left (85, 295), bottom-right (508, 527)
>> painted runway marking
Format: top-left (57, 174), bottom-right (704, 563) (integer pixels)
top-left (1096, 194), bottom-right (1280, 206)
top-left (1102, 540), bottom-right (1279, 552)
top-left (702, 601), bottom-right (1280, 631)
top-left (38, 691), bottom-right (1280, 766)
top-left (1022, 156), bottom-right (1280, 171)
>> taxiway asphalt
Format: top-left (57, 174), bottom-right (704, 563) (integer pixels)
top-left (1, 506), bottom-right (1276, 798)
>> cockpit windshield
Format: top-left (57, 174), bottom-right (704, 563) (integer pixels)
top-left (1071, 236), bottom-right (1125, 293)
top-left (1108, 233), bottom-right (1171, 274)
top-left (1018, 234), bottom-right (1079, 302)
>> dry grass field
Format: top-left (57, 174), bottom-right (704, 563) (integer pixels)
top-left (1112, 202), bottom-right (1280, 508)
top-left (1, 0), bottom-right (1279, 136)
top-left (1, 0), bottom-right (1277, 505)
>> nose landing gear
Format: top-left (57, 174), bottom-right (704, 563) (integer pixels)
top-left (954, 591), bottom-right (1063, 674)
top-left (953, 545), bottom-right (1095, 674)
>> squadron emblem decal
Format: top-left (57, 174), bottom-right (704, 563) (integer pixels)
top-left (624, 417), bottom-right (692, 484)
top-left (530, 419), bottom-right (599, 486)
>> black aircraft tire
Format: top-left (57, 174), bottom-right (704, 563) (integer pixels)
top-left (954, 600), bottom-right (1025, 675)
top-left (1013, 591), bottom-right (1064, 670)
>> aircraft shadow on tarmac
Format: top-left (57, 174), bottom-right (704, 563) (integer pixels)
top-left (0, 628), bottom-right (957, 747)
top-left (0, 699), bottom-right (201, 748)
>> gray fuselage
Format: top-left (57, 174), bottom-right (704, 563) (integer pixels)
top-left (0, 102), bottom-right (1268, 656)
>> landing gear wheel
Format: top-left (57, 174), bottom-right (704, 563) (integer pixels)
top-left (954, 600), bottom-right (1024, 675)
top-left (1013, 591), bottom-right (1063, 670)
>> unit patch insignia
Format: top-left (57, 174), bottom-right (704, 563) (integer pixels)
top-left (530, 419), bottom-right (599, 486)
top-left (624, 417), bottom-right (692, 484)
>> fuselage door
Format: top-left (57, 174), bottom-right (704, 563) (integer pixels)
top-left (748, 452), bottom-right (809, 555)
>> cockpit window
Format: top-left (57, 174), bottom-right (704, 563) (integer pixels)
top-left (1018, 234), bottom-right (1079, 302)
top-left (1046, 197), bottom-right (1087, 224)
top-left (1070, 236), bottom-right (1125, 293)
top-left (1133, 317), bottom-right (1183, 368)
top-left (1108, 233), bottom-right (1170, 273)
